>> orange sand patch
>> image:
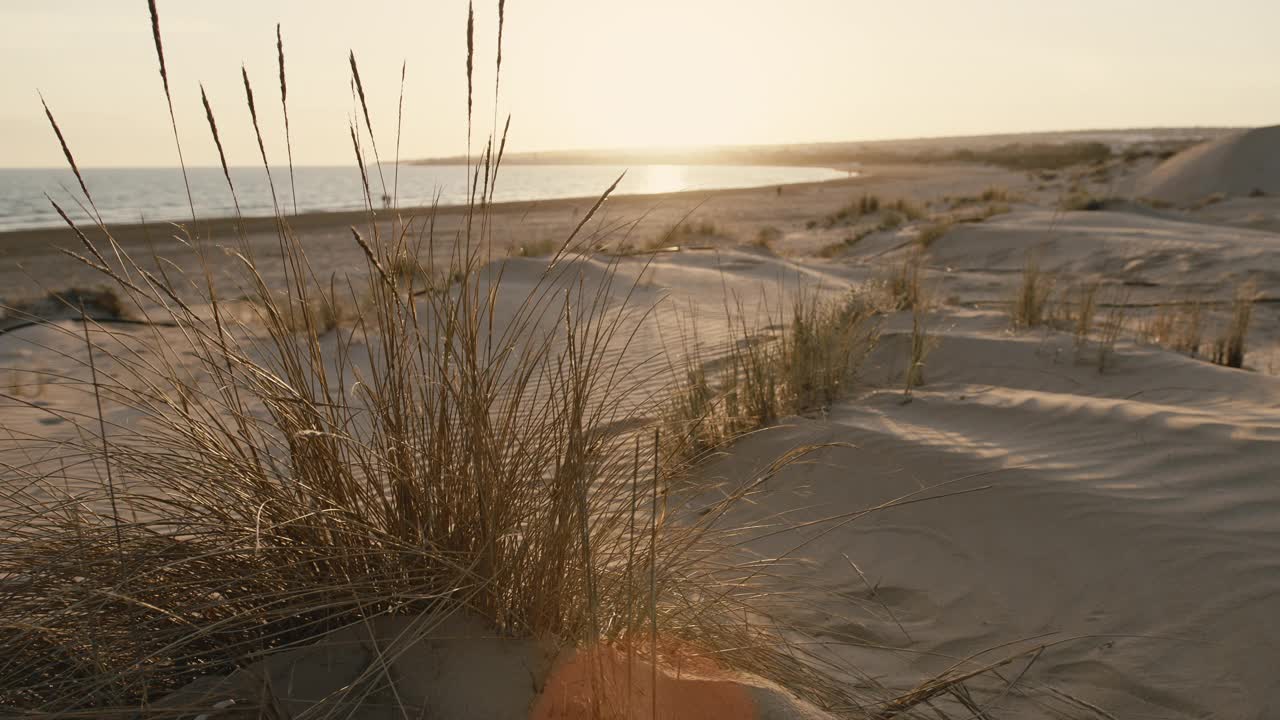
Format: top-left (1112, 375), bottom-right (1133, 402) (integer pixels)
top-left (530, 640), bottom-right (757, 720)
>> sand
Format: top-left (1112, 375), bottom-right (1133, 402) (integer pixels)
top-left (1137, 125), bottom-right (1280, 204)
top-left (4, 135), bottom-right (1280, 717)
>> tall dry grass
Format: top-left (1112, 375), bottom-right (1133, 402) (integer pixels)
top-left (660, 289), bottom-right (879, 463)
top-left (1213, 282), bottom-right (1255, 369)
top-left (1011, 254), bottom-right (1053, 328)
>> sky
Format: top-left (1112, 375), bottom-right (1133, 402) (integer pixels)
top-left (3, 0), bottom-right (1280, 168)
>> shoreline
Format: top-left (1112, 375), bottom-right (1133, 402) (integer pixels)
top-left (0, 172), bottom-right (865, 248)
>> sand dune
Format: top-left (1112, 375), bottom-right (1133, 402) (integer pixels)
top-left (1137, 125), bottom-right (1280, 204)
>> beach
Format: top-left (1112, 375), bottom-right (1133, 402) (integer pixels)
top-left (4, 130), bottom-right (1280, 718)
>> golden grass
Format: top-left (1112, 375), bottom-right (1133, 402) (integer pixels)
top-left (1213, 282), bottom-right (1255, 368)
top-left (903, 292), bottom-right (933, 399)
top-left (1138, 298), bottom-right (1205, 357)
top-left (1096, 299), bottom-right (1128, 373)
top-left (1011, 254), bottom-right (1053, 328)
top-left (878, 248), bottom-right (925, 312)
top-left (916, 221), bottom-right (952, 249)
top-left (647, 218), bottom-right (725, 250)
top-left (661, 289), bottom-right (879, 462)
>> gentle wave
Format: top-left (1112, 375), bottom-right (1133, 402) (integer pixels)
top-left (0, 164), bottom-right (848, 231)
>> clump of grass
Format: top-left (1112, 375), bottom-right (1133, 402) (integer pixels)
top-left (753, 225), bottom-right (781, 250)
top-left (815, 227), bottom-right (873, 258)
top-left (885, 198), bottom-right (925, 221)
top-left (820, 193), bottom-right (879, 228)
top-left (662, 290), bottom-right (879, 460)
top-left (1138, 299), bottom-right (1205, 356)
top-left (387, 247), bottom-right (424, 277)
top-left (783, 290), bottom-right (879, 410)
top-left (1193, 192), bottom-right (1227, 209)
top-left (948, 187), bottom-right (1014, 208)
top-left (903, 294), bottom-right (932, 400)
top-left (1212, 282), bottom-right (1255, 368)
top-left (1067, 281), bottom-right (1101, 354)
top-left (820, 195), bottom-right (922, 230)
top-left (916, 221), bottom-right (952, 248)
top-left (240, 285), bottom-right (354, 335)
top-left (1061, 190), bottom-right (1106, 211)
top-left (1096, 300), bottom-right (1128, 373)
top-left (877, 210), bottom-right (905, 231)
top-left (1011, 255), bottom-right (1054, 328)
top-left (2, 286), bottom-right (130, 327)
top-left (650, 218), bottom-right (725, 249)
top-left (977, 203), bottom-right (1011, 220)
top-left (514, 237), bottom-right (559, 257)
top-left (877, 248), bottom-right (925, 311)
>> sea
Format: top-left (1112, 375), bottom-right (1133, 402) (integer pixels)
top-left (0, 164), bottom-right (848, 232)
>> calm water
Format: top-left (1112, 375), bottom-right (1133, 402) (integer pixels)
top-left (0, 164), bottom-right (847, 232)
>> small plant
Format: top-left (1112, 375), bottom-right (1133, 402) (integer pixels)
top-left (3, 286), bottom-right (130, 326)
top-left (1011, 255), bottom-right (1053, 328)
top-left (877, 210), bottom-right (905, 231)
top-left (878, 248), bottom-right (924, 311)
top-left (1194, 192), bottom-right (1227, 209)
top-left (783, 290), bottom-right (879, 410)
top-left (886, 198), bottom-right (925, 221)
top-left (1061, 191), bottom-right (1105, 211)
top-left (387, 248), bottom-right (425, 278)
top-left (1054, 281), bottom-right (1102, 356)
top-left (514, 237), bottom-right (560, 257)
top-left (949, 187), bottom-right (1014, 208)
top-left (978, 203), bottom-right (1012, 220)
top-left (915, 221), bottom-right (952, 248)
top-left (1212, 282), bottom-right (1255, 368)
top-left (1097, 301), bottom-right (1128, 373)
top-left (903, 295), bottom-right (932, 400)
top-left (815, 228), bottom-right (873, 258)
top-left (651, 218), bottom-right (726, 249)
top-left (753, 225), bottom-right (782, 250)
top-left (662, 289), bottom-right (879, 461)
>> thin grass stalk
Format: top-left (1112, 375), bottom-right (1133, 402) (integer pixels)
top-left (241, 66), bottom-right (281, 217)
top-left (199, 85), bottom-right (242, 223)
top-left (276, 24), bottom-right (297, 215)
top-left (147, 0), bottom-right (197, 227)
top-left (348, 51), bottom-right (388, 202)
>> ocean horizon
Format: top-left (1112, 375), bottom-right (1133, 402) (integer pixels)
top-left (0, 163), bottom-right (848, 232)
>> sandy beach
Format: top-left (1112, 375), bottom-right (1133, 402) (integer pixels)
top-left (4, 122), bottom-right (1280, 718)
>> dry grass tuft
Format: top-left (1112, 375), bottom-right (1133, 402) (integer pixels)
top-left (916, 221), bottom-right (952, 249)
top-left (903, 293), bottom-right (933, 399)
top-left (1096, 300), bottom-right (1128, 373)
top-left (1212, 282), bottom-right (1255, 368)
top-left (649, 218), bottom-right (725, 250)
top-left (1138, 298), bottom-right (1205, 357)
top-left (661, 290), bottom-right (879, 461)
top-left (753, 225), bottom-right (782, 250)
top-left (876, 248), bottom-right (925, 312)
top-left (1011, 255), bottom-right (1053, 328)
